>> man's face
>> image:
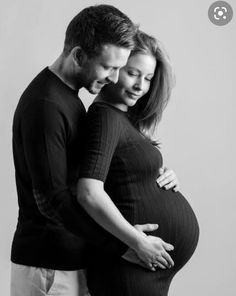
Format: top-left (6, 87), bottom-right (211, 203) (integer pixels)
top-left (80, 44), bottom-right (131, 94)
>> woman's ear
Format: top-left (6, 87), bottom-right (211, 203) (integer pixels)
top-left (72, 46), bottom-right (87, 67)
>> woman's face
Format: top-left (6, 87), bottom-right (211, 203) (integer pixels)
top-left (103, 52), bottom-right (156, 111)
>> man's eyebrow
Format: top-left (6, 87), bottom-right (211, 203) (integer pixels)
top-left (126, 66), bottom-right (140, 72)
top-left (102, 63), bottom-right (120, 69)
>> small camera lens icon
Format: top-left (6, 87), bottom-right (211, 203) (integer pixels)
top-left (214, 6), bottom-right (228, 20)
top-left (208, 1), bottom-right (233, 25)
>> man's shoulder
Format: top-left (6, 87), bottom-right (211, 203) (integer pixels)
top-left (18, 67), bottom-right (54, 103)
top-left (16, 67), bottom-right (85, 116)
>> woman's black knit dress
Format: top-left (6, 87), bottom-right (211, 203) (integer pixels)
top-left (79, 102), bottom-right (199, 296)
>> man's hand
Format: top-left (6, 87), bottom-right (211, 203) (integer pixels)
top-left (122, 223), bottom-right (174, 271)
top-left (122, 247), bottom-right (148, 269)
top-left (122, 223), bottom-right (158, 270)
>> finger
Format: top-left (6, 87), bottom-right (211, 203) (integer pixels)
top-left (157, 171), bottom-right (174, 185)
top-left (173, 185), bottom-right (180, 192)
top-left (158, 177), bottom-right (174, 188)
top-left (163, 242), bottom-right (174, 251)
top-left (157, 169), bottom-right (173, 181)
top-left (147, 262), bottom-right (156, 271)
top-left (136, 223), bottom-right (159, 233)
top-left (155, 256), bottom-right (169, 268)
top-left (159, 167), bottom-right (164, 175)
top-left (154, 262), bottom-right (167, 269)
top-left (164, 181), bottom-right (177, 190)
top-left (134, 224), bottom-right (158, 234)
top-left (162, 252), bottom-right (175, 267)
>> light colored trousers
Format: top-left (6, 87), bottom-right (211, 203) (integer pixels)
top-left (11, 263), bottom-right (90, 296)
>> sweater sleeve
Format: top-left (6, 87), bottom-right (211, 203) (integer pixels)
top-left (79, 104), bottom-right (128, 254)
top-left (21, 100), bottom-right (127, 256)
top-left (21, 99), bottom-right (69, 223)
top-left (79, 104), bottom-right (121, 181)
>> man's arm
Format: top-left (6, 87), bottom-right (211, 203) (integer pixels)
top-left (21, 99), bottom-right (126, 256)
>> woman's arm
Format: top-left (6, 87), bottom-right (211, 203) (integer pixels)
top-left (77, 178), bottom-right (174, 270)
top-left (78, 105), bottom-right (174, 270)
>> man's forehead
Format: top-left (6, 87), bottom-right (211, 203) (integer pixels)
top-left (97, 44), bottom-right (131, 64)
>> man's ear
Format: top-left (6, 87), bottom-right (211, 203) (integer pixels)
top-left (72, 46), bottom-right (87, 67)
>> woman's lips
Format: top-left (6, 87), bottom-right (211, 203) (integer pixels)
top-left (126, 91), bottom-right (142, 99)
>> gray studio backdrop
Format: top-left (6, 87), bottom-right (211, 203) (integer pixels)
top-left (0, 0), bottom-right (235, 295)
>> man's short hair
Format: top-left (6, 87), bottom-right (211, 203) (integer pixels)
top-left (63, 4), bottom-right (136, 57)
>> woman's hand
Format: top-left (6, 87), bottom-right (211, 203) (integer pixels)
top-left (77, 179), bottom-right (174, 271)
top-left (134, 235), bottom-right (174, 271)
top-left (156, 167), bottom-right (180, 192)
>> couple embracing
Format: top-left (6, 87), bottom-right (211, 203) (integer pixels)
top-left (11, 4), bottom-right (199, 296)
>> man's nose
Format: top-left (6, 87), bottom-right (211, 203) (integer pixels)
top-left (107, 69), bottom-right (119, 84)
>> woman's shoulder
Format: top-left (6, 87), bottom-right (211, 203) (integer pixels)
top-left (86, 103), bottom-right (132, 142)
top-left (86, 103), bottom-right (126, 134)
top-left (87, 102), bottom-right (126, 121)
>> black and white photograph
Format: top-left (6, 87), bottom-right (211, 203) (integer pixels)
top-left (0, 1), bottom-right (235, 295)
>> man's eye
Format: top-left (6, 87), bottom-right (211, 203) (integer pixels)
top-left (128, 72), bottom-right (138, 76)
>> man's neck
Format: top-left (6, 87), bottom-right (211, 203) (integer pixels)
top-left (49, 54), bottom-right (82, 91)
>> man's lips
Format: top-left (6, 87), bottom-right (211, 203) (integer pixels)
top-left (96, 81), bottom-right (109, 88)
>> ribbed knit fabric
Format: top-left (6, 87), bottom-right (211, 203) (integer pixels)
top-left (11, 69), bottom-right (127, 271)
top-left (80, 102), bottom-right (199, 296)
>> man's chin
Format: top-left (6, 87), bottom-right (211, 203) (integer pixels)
top-left (87, 84), bottom-right (104, 95)
top-left (88, 88), bottom-right (101, 95)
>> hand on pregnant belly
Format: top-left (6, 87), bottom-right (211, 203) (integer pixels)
top-left (156, 167), bottom-right (180, 192)
top-left (134, 235), bottom-right (175, 271)
top-left (123, 223), bottom-right (175, 271)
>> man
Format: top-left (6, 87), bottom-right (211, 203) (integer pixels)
top-left (11, 4), bottom-right (158, 296)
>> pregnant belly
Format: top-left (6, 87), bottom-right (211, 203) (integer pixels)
top-left (128, 186), bottom-right (200, 270)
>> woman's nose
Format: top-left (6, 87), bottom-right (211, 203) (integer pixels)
top-left (134, 78), bottom-right (144, 90)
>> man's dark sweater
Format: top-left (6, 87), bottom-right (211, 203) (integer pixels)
top-left (11, 68), bottom-right (126, 270)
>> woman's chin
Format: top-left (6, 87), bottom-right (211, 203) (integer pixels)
top-left (126, 98), bottom-right (138, 107)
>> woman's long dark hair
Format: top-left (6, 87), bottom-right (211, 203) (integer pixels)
top-left (128, 31), bottom-right (175, 144)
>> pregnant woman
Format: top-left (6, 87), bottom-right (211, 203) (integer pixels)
top-left (77, 30), bottom-right (199, 296)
